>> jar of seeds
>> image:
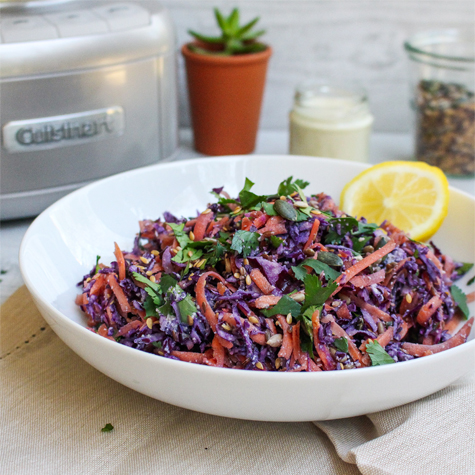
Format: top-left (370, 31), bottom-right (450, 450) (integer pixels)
top-left (405, 30), bottom-right (475, 176)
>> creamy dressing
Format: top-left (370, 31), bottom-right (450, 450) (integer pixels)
top-left (289, 85), bottom-right (374, 162)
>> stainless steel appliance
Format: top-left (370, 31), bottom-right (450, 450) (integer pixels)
top-left (0, 0), bottom-right (178, 219)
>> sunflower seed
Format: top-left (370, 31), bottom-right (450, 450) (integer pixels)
top-left (266, 334), bottom-right (283, 347)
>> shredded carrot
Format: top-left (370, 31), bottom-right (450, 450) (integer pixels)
top-left (350, 269), bottom-right (386, 288)
top-left (334, 240), bottom-right (396, 294)
top-left (116, 319), bottom-right (142, 336)
top-left (258, 216), bottom-right (287, 235)
top-left (89, 273), bottom-right (106, 296)
top-left (221, 312), bottom-right (266, 346)
top-left (292, 322), bottom-right (302, 364)
top-left (252, 295), bottom-right (281, 309)
top-left (75, 293), bottom-right (88, 306)
top-left (277, 315), bottom-right (293, 359)
top-left (211, 336), bottom-right (226, 367)
top-left (250, 268), bottom-right (274, 295)
top-left (107, 274), bottom-right (131, 314)
top-left (342, 292), bottom-right (393, 322)
top-left (402, 317), bottom-right (474, 357)
top-left (416, 295), bottom-right (443, 325)
top-left (97, 324), bottom-right (115, 340)
top-left (114, 242), bottom-right (126, 281)
top-left (193, 210), bottom-right (215, 241)
top-left (303, 218), bottom-right (320, 250)
top-left (171, 351), bottom-right (205, 364)
top-left (466, 291), bottom-right (475, 304)
top-left (311, 309), bottom-right (337, 370)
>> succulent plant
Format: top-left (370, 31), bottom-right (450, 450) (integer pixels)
top-left (187, 7), bottom-right (266, 55)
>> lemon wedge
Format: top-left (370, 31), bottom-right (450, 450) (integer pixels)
top-left (340, 161), bottom-right (449, 242)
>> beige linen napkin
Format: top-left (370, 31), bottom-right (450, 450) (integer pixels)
top-left (1, 287), bottom-right (473, 475)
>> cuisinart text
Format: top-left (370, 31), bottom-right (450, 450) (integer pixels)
top-left (2, 107), bottom-right (125, 153)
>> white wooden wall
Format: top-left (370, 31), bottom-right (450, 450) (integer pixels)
top-left (161, 0), bottom-right (474, 132)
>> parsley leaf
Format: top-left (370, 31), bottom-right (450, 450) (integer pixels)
top-left (143, 295), bottom-right (158, 317)
top-left (292, 259), bottom-right (341, 281)
top-left (167, 222), bottom-right (192, 248)
top-left (302, 274), bottom-right (338, 312)
top-left (238, 178), bottom-right (268, 210)
top-left (95, 255), bottom-right (101, 275)
top-left (176, 294), bottom-right (198, 324)
top-left (334, 337), bottom-right (349, 353)
top-left (451, 285), bottom-right (470, 319)
top-left (133, 272), bottom-right (161, 293)
top-left (456, 262), bottom-right (474, 276)
top-left (230, 230), bottom-right (260, 257)
top-left (365, 341), bottom-right (395, 366)
top-left (101, 423), bottom-right (114, 433)
top-left (270, 235), bottom-right (284, 248)
top-left (261, 202), bottom-right (278, 216)
top-left (172, 247), bottom-right (203, 263)
top-left (277, 176), bottom-right (310, 196)
top-left (324, 217), bottom-right (359, 244)
top-left (158, 274), bottom-right (178, 293)
top-left (261, 295), bottom-right (301, 318)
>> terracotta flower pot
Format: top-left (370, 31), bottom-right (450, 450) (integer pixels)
top-left (181, 44), bottom-right (272, 156)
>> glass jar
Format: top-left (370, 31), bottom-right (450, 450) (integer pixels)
top-left (289, 80), bottom-right (373, 162)
top-left (404, 29), bottom-right (475, 177)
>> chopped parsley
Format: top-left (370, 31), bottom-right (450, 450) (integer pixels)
top-left (230, 230), bottom-right (260, 258)
top-left (450, 285), bottom-right (470, 319)
top-left (101, 423), bottom-right (114, 433)
top-left (334, 337), bottom-right (349, 353)
top-left (365, 341), bottom-right (395, 366)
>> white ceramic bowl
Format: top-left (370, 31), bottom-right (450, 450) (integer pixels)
top-left (19, 155), bottom-right (475, 422)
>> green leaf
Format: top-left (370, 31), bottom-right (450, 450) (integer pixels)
top-left (353, 221), bottom-right (379, 236)
top-left (302, 274), bottom-right (338, 312)
top-left (143, 295), bottom-right (158, 317)
top-left (365, 341), bottom-right (395, 366)
top-left (157, 301), bottom-right (174, 318)
top-left (95, 255), bottom-right (101, 275)
top-left (325, 216), bottom-right (359, 244)
top-left (292, 259), bottom-right (341, 282)
top-left (261, 295), bottom-right (301, 318)
top-left (270, 235), bottom-right (284, 248)
top-left (159, 274), bottom-right (178, 294)
top-left (239, 190), bottom-right (268, 209)
top-left (451, 285), bottom-right (470, 319)
top-left (101, 423), bottom-right (114, 433)
top-left (177, 294), bottom-right (198, 324)
top-left (228, 8), bottom-right (239, 33)
top-left (456, 262), bottom-right (474, 276)
top-left (214, 8), bottom-right (227, 33)
top-left (187, 30), bottom-right (223, 44)
top-left (334, 337), bottom-right (349, 353)
top-left (468, 276), bottom-right (475, 286)
top-left (241, 29), bottom-right (266, 41)
top-left (230, 230), bottom-right (260, 257)
top-left (236, 178), bottom-right (268, 210)
top-left (132, 272), bottom-right (161, 294)
top-left (172, 248), bottom-right (203, 263)
top-left (167, 222), bottom-right (191, 249)
top-left (277, 176), bottom-right (309, 197)
top-left (237, 17), bottom-right (259, 36)
top-left (261, 201), bottom-right (277, 216)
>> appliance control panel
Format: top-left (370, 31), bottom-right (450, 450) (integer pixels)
top-left (0, 3), bottom-right (151, 43)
